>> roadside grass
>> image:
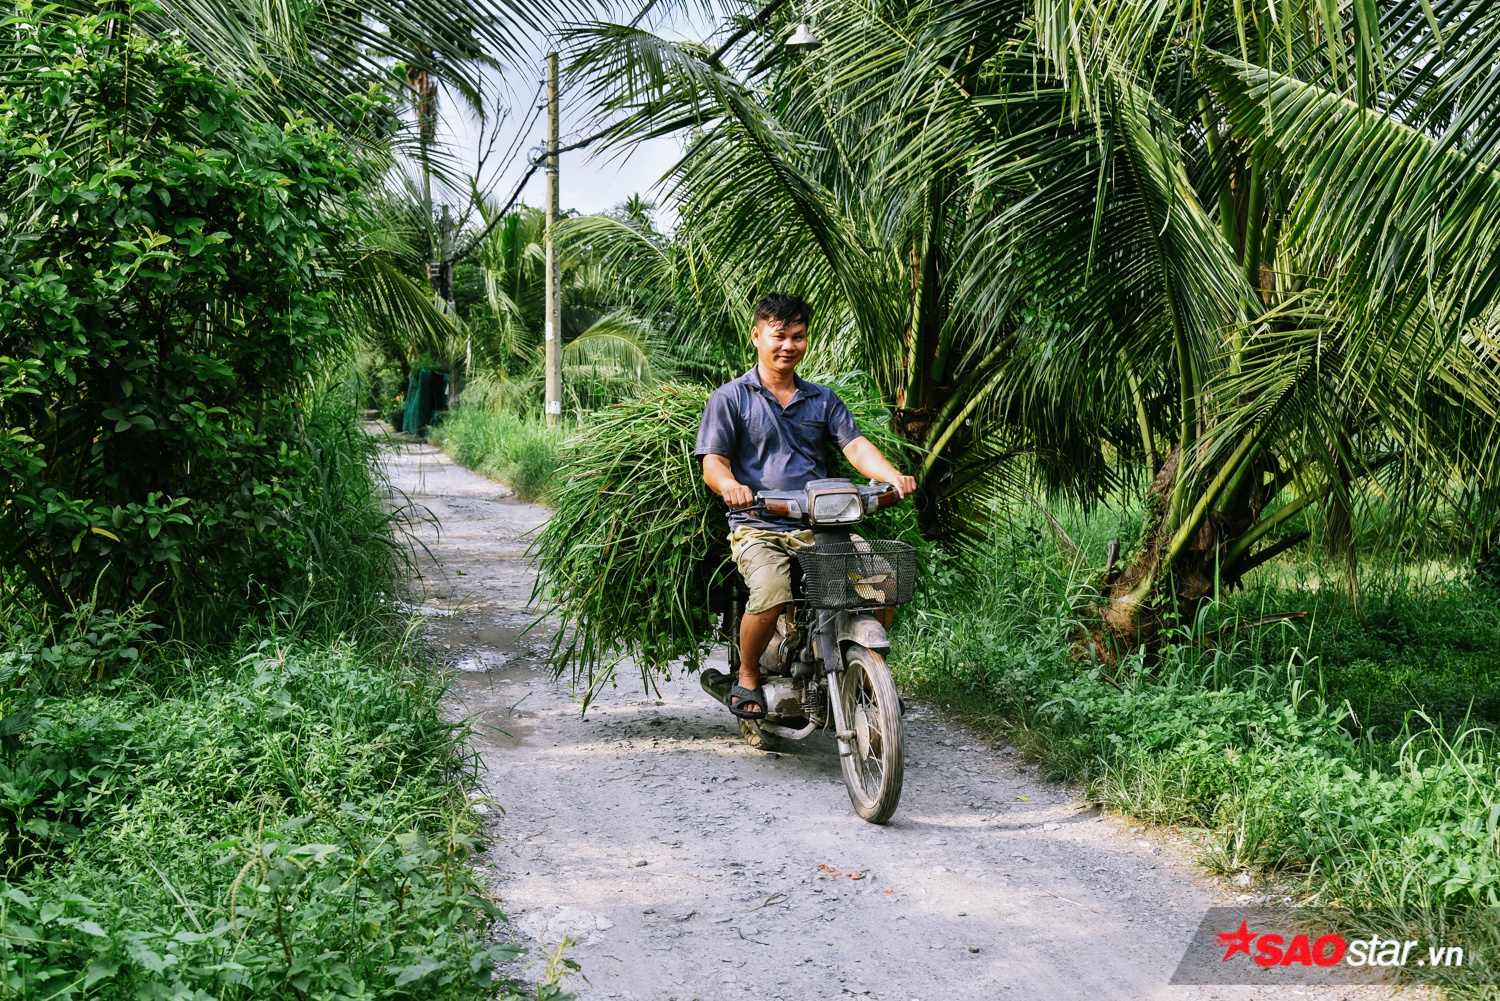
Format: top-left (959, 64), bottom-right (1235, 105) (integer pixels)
top-left (432, 388), bottom-right (567, 504)
top-left (0, 397), bottom-right (560, 999)
top-left (894, 520), bottom-right (1500, 915)
top-left (0, 632), bottom-right (529, 999)
top-left (1226, 560), bottom-right (1500, 741)
top-left (181, 395), bottom-right (415, 644)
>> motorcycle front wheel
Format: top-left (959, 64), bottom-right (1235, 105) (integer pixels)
top-left (837, 644), bottom-right (904, 824)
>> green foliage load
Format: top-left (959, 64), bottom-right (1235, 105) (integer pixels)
top-left (534, 373), bottom-right (914, 690)
top-left (0, 8), bottom-right (373, 614)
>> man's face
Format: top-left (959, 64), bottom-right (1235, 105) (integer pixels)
top-left (751, 319), bottom-right (807, 376)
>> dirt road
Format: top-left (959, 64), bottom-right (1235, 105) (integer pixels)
top-left (384, 438), bottom-right (1382, 1001)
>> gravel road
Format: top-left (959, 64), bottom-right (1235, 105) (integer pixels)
top-left (383, 436), bottom-right (1398, 1001)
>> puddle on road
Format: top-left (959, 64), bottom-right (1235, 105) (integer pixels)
top-left (452, 650), bottom-right (513, 671)
top-left (449, 664), bottom-right (544, 749)
top-left (423, 616), bottom-right (535, 651)
top-left (468, 622), bottom-right (533, 648)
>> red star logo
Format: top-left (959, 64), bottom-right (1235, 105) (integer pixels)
top-left (1217, 920), bottom-right (1256, 961)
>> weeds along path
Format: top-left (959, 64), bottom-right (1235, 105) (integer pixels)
top-left (383, 436), bottom-right (1388, 1001)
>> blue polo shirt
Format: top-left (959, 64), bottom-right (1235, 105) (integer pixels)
top-left (694, 367), bottom-right (864, 530)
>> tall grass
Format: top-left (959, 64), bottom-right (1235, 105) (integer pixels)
top-left (433, 386), bottom-right (567, 503)
top-left (895, 520), bottom-right (1500, 913)
top-left (181, 393), bottom-right (415, 644)
top-left (0, 388), bottom-right (560, 999)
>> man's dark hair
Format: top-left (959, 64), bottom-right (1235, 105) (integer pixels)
top-left (752, 293), bottom-right (813, 329)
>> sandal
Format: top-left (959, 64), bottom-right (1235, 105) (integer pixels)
top-left (729, 684), bottom-right (768, 720)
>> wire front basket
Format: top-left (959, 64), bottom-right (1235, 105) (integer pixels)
top-left (796, 539), bottom-right (917, 610)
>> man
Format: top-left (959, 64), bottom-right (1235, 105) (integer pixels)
top-left (694, 293), bottom-right (916, 719)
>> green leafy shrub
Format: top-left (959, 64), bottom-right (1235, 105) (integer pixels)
top-left (0, 7), bottom-right (376, 615)
top-left (0, 10), bottom-right (558, 1000)
top-left (0, 639), bottom-right (536, 999)
top-left (897, 536), bottom-right (1500, 909)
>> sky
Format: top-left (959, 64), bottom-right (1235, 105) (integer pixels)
top-left (431, 8), bottom-right (722, 233)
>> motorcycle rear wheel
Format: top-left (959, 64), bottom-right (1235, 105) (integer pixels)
top-left (837, 644), bottom-right (904, 823)
top-left (739, 719), bottom-right (777, 750)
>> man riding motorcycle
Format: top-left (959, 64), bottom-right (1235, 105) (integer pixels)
top-left (694, 293), bottom-right (916, 720)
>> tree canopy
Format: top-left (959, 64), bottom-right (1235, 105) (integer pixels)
top-left (563, 0), bottom-right (1500, 645)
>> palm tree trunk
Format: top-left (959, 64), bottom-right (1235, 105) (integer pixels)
top-left (1095, 441), bottom-right (1289, 655)
top-left (903, 177), bottom-right (948, 410)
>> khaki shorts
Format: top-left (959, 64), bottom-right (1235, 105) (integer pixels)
top-left (728, 527), bottom-right (815, 615)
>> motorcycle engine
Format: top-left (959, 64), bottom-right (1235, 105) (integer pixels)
top-left (757, 615), bottom-right (804, 675)
top-left (759, 678), bottom-right (806, 720)
top-left (757, 617), bottom-right (816, 722)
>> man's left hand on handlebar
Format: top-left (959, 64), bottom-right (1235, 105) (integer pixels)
top-left (841, 436), bottom-right (915, 501)
top-left (702, 455), bottom-right (756, 508)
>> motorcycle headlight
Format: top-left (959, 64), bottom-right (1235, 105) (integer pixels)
top-left (811, 491), bottom-right (863, 524)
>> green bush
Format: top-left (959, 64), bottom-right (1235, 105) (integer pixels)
top-left (0, 10), bottom-right (560, 1000)
top-left (0, 391), bottom-right (557, 997)
top-left (896, 534), bottom-right (1500, 909)
top-left (0, 8), bottom-right (377, 616)
top-left (433, 391), bottom-right (566, 504)
top-left (0, 637), bottom-right (542, 1000)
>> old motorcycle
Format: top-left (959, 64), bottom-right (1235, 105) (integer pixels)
top-left (700, 478), bottom-right (915, 823)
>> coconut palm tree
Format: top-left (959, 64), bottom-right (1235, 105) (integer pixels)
top-left (115, 0), bottom-right (538, 130)
top-left (556, 213), bottom-right (754, 383)
top-left (564, 0), bottom-right (1500, 651)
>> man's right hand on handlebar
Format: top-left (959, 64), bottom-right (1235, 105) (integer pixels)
top-left (702, 454), bottom-right (756, 508)
top-left (721, 482), bottom-right (755, 509)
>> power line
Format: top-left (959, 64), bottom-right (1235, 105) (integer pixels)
top-left (449, 0), bottom-right (789, 265)
top-left (449, 125), bottom-right (616, 264)
top-left (489, 78), bottom-right (546, 188)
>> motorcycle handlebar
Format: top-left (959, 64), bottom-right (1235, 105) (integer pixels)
top-left (728, 481), bottom-right (903, 513)
top-left (760, 497), bottom-right (793, 517)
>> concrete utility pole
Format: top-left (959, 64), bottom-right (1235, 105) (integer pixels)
top-left (543, 52), bottom-right (563, 424)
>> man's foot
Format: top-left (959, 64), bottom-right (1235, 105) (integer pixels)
top-left (729, 683), bottom-right (767, 720)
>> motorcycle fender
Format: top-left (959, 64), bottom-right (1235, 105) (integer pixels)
top-left (835, 611), bottom-right (889, 652)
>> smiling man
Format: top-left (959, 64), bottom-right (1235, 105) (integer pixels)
top-left (694, 293), bottom-right (916, 720)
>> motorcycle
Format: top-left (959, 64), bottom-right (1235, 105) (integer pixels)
top-left (700, 478), bottom-right (915, 823)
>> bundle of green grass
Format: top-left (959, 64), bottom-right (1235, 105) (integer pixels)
top-left (534, 373), bottom-right (916, 693)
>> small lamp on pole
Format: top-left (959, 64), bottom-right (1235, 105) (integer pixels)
top-left (785, 22), bottom-right (821, 51)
